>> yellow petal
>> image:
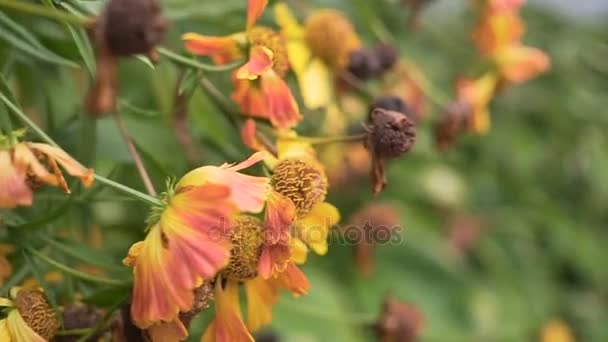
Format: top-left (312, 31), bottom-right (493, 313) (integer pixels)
top-left (299, 58), bottom-right (332, 109)
top-left (274, 3), bottom-right (304, 39)
top-left (295, 202), bottom-right (340, 255)
top-left (0, 319), bottom-right (11, 342)
top-left (289, 238), bottom-right (308, 265)
top-left (286, 41), bottom-right (311, 75)
top-left (244, 277), bottom-right (277, 332)
top-left (6, 309), bottom-right (45, 342)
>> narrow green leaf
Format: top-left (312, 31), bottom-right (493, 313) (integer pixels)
top-left (118, 99), bottom-right (160, 117)
top-left (8, 195), bottom-right (74, 230)
top-left (0, 265), bottom-right (29, 296)
top-left (22, 250), bottom-right (63, 326)
top-left (135, 55), bottom-right (156, 69)
top-left (0, 16), bottom-right (79, 68)
top-left (40, 236), bottom-right (127, 273)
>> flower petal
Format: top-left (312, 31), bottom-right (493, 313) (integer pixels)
top-left (274, 3), bottom-right (305, 39)
top-left (0, 150), bottom-right (32, 208)
top-left (147, 319), bottom-right (189, 342)
top-left (247, 0), bottom-right (268, 30)
top-left (28, 143), bottom-right (94, 187)
top-left (261, 71), bottom-right (302, 129)
top-left (130, 184), bottom-right (235, 328)
top-left (294, 202), bottom-right (340, 255)
top-left (182, 33), bottom-right (242, 64)
top-left (203, 281), bottom-right (253, 342)
top-left (244, 277), bottom-right (278, 332)
top-left (236, 46), bottom-right (274, 80)
top-left (6, 309), bottom-right (46, 342)
top-left (275, 263), bottom-right (309, 296)
top-left (299, 58), bottom-right (332, 109)
top-left (495, 45), bottom-right (550, 83)
top-left (259, 191), bottom-right (295, 278)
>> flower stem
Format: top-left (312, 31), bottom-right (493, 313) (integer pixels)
top-left (27, 248), bottom-right (129, 287)
top-left (114, 113), bottom-right (157, 196)
top-left (159, 48), bottom-right (244, 72)
top-left (277, 133), bottom-right (367, 145)
top-left (1, 93), bottom-right (162, 206)
top-left (0, 0), bottom-right (89, 25)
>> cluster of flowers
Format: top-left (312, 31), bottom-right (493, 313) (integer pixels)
top-left (435, 0), bottom-right (550, 149)
top-left (0, 0), bottom-right (550, 341)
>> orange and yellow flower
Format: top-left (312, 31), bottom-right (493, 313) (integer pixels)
top-left (0, 136), bottom-right (93, 208)
top-left (456, 73), bottom-right (498, 135)
top-left (123, 152), bottom-right (270, 332)
top-left (183, 0), bottom-right (301, 130)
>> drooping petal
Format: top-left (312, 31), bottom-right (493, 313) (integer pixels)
top-left (299, 58), bottom-right (332, 109)
top-left (240, 119), bottom-right (264, 151)
top-left (261, 71), bottom-right (302, 129)
top-left (0, 150), bottom-right (32, 208)
top-left (258, 191), bottom-right (295, 278)
top-left (247, 0), bottom-right (268, 30)
top-left (177, 153), bottom-right (270, 214)
top-left (274, 263), bottom-right (310, 296)
top-left (147, 319), bottom-right (189, 342)
top-left (494, 45), bottom-right (550, 83)
top-left (289, 238), bottom-right (308, 265)
top-left (27, 143), bottom-right (94, 187)
top-left (294, 202), bottom-right (340, 255)
top-left (274, 2), bottom-right (305, 39)
top-left (129, 184), bottom-right (235, 328)
top-left (244, 277), bottom-right (278, 332)
top-left (12, 144), bottom-right (58, 187)
top-left (202, 281), bottom-right (253, 342)
top-left (236, 46), bottom-right (274, 80)
top-left (6, 309), bottom-right (46, 342)
top-left (182, 33), bottom-right (242, 64)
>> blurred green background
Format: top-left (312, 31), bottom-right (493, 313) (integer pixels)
top-left (1, 0), bottom-right (607, 341)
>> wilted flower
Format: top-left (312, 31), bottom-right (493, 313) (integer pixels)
top-left (0, 135), bottom-right (94, 208)
top-left (56, 303), bottom-right (104, 342)
top-left (374, 295), bottom-right (424, 342)
top-left (86, 0), bottom-right (168, 114)
top-left (123, 152), bottom-right (270, 333)
top-left (183, 0), bottom-right (301, 130)
top-left (433, 101), bottom-right (471, 151)
top-left (0, 288), bottom-right (61, 341)
top-left (364, 106), bottom-right (416, 195)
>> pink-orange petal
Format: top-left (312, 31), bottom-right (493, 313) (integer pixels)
top-left (236, 46), bottom-right (274, 80)
top-left (203, 281), bottom-right (254, 342)
top-left (247, 0), bottom-right (269, 30)
top-left (0, 150), bottom-right (32, 208)
top-left (240, 119), bottom-right (264, 151)
top-left (261, 71), bottom-right (302, 129)
top-left (182, 33), bottom-right (241, 64)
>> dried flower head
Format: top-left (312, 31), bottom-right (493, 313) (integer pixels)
top-left (433, 101), bottom-right (471, 151)
top-left (369, 96), bottom-right (411, 121)
top-left (374, 295), bottom-right (424, 342)
top-left (347, 48), bottom-right (381, 81)
top-left (365, 107), bottom-right (416, 195)
top-left (86, 0), bottom-right (167, 114)
top-left (56, 303), bottom-right (104, 342)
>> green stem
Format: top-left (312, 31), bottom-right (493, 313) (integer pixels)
top-left (0, 0), bottom-right (89, 25)
top-left (27, 248), bottom-right (129, 287)
top-left (276, 133), bottom-right (367, 145)
top-left (159, 47), bottom-right (244, 72)
top-left (55, 328), bottom-right (92, 336)
top-left (1, 92), bottom-right (162, 206)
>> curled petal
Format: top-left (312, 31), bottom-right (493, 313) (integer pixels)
top-left (275, 263), bottom-right (310, 296)
top-left (0, 150), bottom-right (32, 208)
top-left (13, 144), bottom-right (57, 186)
top-left (240, 119), bottom-right (264, 151)
top-left (177, 153), bottom-right (270, 213)
top-left (130, 184), bottom-right (235, 328)
top-left (147, 319), bottom-right (189, 342)
top-left (247, 0), bottom-right (268, 30)
top-left (232, 77), bottom-right (268, 119)
top-left (259, 191), bottom-right (295, 278)
top-left (202, 281), bottom-right (253, 342)
top-left (236, 46), bottom-right (274, 80)
top-left (182, 33), bottom-right (242, 64)
top-left (28, 143), bottom-right (94, 187)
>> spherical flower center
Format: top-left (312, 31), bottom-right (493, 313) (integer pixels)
top-left (271, 159), bottom-right (328, 216)
top-left (248, 26), bottom-right (289, 77)
top-left (223, 215), bottom-right (265, 281)
top-left (14, 289), bottom-right (60, 340)
top-left (304, 9), bottom-right (361, 70)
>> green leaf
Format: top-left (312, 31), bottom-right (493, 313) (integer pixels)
top-left (0, 13), bottom-right (79, 68)
top-left (40, 236), bottom-right (127, 273)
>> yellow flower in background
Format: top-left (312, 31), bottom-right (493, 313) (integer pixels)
top-left (540, 320), bottom-right (575, 342)
top-left (124, 153), bottom-right (270, 331)
top-left (456, 73), bottom-right (498, 135)
top-left (0, 135), bottom-right (93, 208)
top-left (0, 288), bottom-right (60, 341)
top-left (183, 0), bottom-right (302, 130)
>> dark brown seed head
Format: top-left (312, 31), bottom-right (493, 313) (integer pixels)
top-left (14, 289), bottom-right (60, 340)
top-left (347, 49), bottom-right (381, 81)
top-left (56, 304), bottom-right (104, 342)
top-left (271, 159), bottom-right (328, 216)
top-left (374, 295), bottom-right (424, 342)
top-left (366, 108), bottom-right (416, 160)
top-left (374, 43), bottom-right (398, 72)
top-left (369, 96), bottom-right (410, 121)
top-left (98, 0), bottom-right (168, 56)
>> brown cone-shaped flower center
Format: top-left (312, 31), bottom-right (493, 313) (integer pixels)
top-left (248, 27), bottom-right (289, 77)
top-left (271, 159), bottom-right (328, 216)
top-left (14, 290), bottom-right (60, 340)
top-left (304, 9), bottom-right (362, 70)
top-left (223, 216), bottom-right (265, 281)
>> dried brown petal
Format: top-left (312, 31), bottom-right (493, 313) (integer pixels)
top-left (433, 101), bottom-right (471, 152)
top-left (179, 280), bottom-right (215, 326)
top-left (375, 295), bottom-right (424, 342)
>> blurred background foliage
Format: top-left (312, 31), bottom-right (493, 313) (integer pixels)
top-left (0, 0), bottom-right (607, 341)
